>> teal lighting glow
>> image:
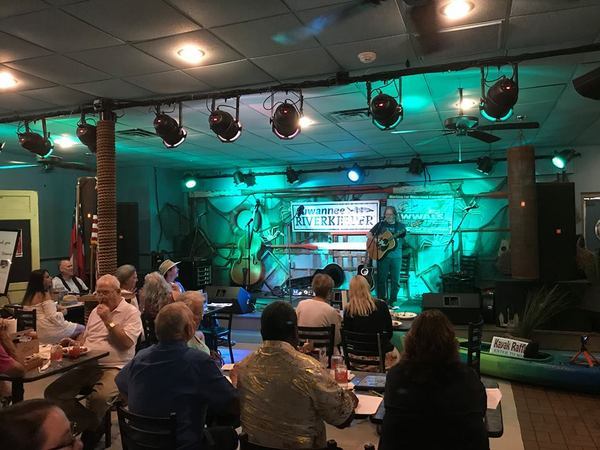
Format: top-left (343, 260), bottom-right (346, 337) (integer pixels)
top-left (552, 149), bottom-right (578, 170)
top-left (480, 106), bottom-right (513, 122)
top-left (183, 174), bottom-right (198, 189)
top-left (552, 155), bottom-right (566, 169)
top-left (347, 164), bottom-right (363, 183)
top-left (0, 164), bottom-right (38, 170)
top-left (402, 95), bottom-right (430, 112)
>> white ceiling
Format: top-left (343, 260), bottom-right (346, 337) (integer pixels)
top-left (0, 0), bottom-right (599, 171)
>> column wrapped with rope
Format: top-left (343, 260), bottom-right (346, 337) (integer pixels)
top-left (96, 109), bottom-right (117, 277)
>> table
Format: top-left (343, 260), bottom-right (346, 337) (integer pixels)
top-left (0, 350), bottom-right (109, 403)
top-left (353, 373), bottom-right (503, 438)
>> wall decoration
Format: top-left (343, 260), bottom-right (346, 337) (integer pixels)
top-left (291, 200), bottom-right (379, 232)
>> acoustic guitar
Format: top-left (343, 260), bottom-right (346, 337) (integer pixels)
top-left (230, 200), bottom-right (265, 287)
top-left (357, 258), bottom-right (375, 291)
top-left (366, 229), bottom-right (405, 261)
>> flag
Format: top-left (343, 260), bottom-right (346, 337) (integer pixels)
top-left (69, 206), bottom-right (85, 279)
top-left (90, 214), bottom-right (98, 245)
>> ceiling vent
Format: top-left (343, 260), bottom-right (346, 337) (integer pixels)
top-left (115, 128), bottom-right (157, 139)
top-left (328, 108), bottom-right (370, 123)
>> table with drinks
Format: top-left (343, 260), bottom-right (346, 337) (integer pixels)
top-left (0, 347), bottom-right (109, 402)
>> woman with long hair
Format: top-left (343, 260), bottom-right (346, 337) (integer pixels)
top-left (22, 270), bottom-right (84, 344)
top-left (343, 275), bottom-right (397, 368)
top-left (139, 272), bottom-right (173, 318)
top-left (379, 310), bottom-right (488, 450)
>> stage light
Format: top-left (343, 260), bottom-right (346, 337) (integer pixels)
top-left (154, 109), bottom-right (186, 148)
top-left (408, 157), bottom-right (425, 175)
top-left (76, 114), bottom-right (97, 153)
top-left (54, 134), bottom-right (77, 149)
top-left (299, 116), bottom-right (314, 128)
top-left (232, 170), bottom-right (256, 187)
top-left (370, 93), bottom-right (403, 130)
top-left (442, 0), bottom-right (474, 19)
top-left (0, 72), bottom-right (17, 89)
top-left (18, 120), bottom-right (53, 157)
top-left (177, 46), bottom-right (205, 64)
top-left (285, 167), bottom-right (300, 184)
top-left (480, 76), bottom-right (518, 122)
top-left (209, 109), bottom-right (242, 142)
top-left (183, 174), bottom-right (198, 190)
top-left (272, 101), bottom-right (301, 139)
top-left (476, 155), bottom-right (495, 175)
top-left (347, 164), bottom-right (364, 183)
top-left (552, 149), bottom-right (578, 170)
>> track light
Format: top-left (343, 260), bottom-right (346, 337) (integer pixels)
top-left (232, 170), bottom-right (256, 187)
top-left (272, 101), bottom-right (301, 139)
top-left (209, 97), bottom-right (242, 143)
top-left (480, 66), bottom-right (519, 122)
top-left (76, 114), bottom-right (96, 153)
top-left (18, 120), bottom-right (53, 157)
top-left (183, 174), bottom-right (198, 190)
top-left (154, 104), bottom-right (186, 148)
top-left (346, 164), bottom-right (364, 183)
top-left (552, 149), bottom-right (579, 170)
top-left (370, 93), bottom-right (403, 130)
top-left (408, 157), bottom-right (425, 175)
top-left (285, 167), bottom-right (300, 184)
top-left (476, 155), bottom-right (495, 175)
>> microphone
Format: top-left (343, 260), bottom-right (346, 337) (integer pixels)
top-left (464, 203), bottom-right (479, 211)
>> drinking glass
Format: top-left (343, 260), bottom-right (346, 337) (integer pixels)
top-left (334, 363), bottom-right (349, 386)
top-left (50, 344), bottom-right (63, 366)
top-left (331, 355), bottom-right (343, 370)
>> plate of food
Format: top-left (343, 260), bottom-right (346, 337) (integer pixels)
top-left (62, 346), bottom-right (89, 357)
top-left (393, 311), bottom-right (417, 320)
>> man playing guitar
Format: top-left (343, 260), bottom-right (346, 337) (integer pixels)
top-left (367, 206), bottom-right (407, 306)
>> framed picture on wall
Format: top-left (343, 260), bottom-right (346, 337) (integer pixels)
top-left (0, 229), bottom-right (20, 296)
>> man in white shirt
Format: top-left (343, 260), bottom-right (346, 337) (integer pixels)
top-left (52, 259), bottom-right (89, 295)
top-left (296, 274), bottom-right (342, 347)
top-left (45, 274), bottom-right (142, 448)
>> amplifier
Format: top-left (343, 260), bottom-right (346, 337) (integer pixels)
top-left (205, 286), bottom-right (252, 314)
top-left (422, 293), bottom-right (482, 325)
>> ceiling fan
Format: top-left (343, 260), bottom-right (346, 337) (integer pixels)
top-left (1, 154), bottom-right (95, 172)
top-left (392, 87), bottom-right (539, 144)
top-left (272, 0), bottom-right (387, 45)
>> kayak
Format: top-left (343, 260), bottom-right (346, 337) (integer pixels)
top-left (458, 341), bottom-right (600, 393)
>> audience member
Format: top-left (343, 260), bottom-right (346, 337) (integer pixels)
top-left (116, 302), bottom-right (239, 450)
top-left (343, 275), bottom-right (394, 351)
top-left (115, 264), bottom-right (140, 309)
top-left (178, 291), bottom-right (210, 355)
top-left (52, 259), bottom-right (88, 295)
top-left (296, 273), bottom-right (342, 347)
top-left (22, 269), bottom-right (84, 344)
top-left (139, 271), bottom-right (173, 317)
top-left (234, 301), bottom-right (356, 449)
top-left (379, 309), bottom-right (488, 450)
top-left (0, 399), bottom-right (82, 450)
top-left (45, 274), bottom-right (142, 449)
top-left (0, 319), bottom-right (25, 399)
top-left (159, 259), bottom-right (185, 294)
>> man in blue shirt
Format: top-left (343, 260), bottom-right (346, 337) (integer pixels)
top-left (115, 302), bottom-right (238, 450)
top-left (368, 206), bottom-right (407, 306)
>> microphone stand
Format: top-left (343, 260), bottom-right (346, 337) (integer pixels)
top-left (286, 206), bottom-right (304, 305)
top-left (243, 217), bottom-right (254, 291)
top-left (445, 206), bottom-right (476, 273)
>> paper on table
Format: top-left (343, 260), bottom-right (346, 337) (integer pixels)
top-left (355, 394), bottom-right (383, 415)
top-left (486, 388), bottom-right (502, 409)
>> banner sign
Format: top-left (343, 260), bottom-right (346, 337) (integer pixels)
top-left (388, 196), bottom-right (455, 235)
top-left (291, 201), bottom-right (379, 233)
top-left (490, 336), bottom-right (529, 359)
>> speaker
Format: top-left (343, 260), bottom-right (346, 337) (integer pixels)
top-left (205, 286), bottom-right (252, 314)
top-left (117, 202), bottom-right (139, 269)
top-left (573, 66), bottom-right (600, 100)
top-left (481, 289), bottom-right (496, 324)
top-left (422, 293), bottom-right (481, 325)
top-left (537, 182), bottom-right (577, 281)
top-left (178, 258), bottom-right (211, 291)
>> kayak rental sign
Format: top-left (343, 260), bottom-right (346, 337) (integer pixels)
top-left (490, 336), bottom-right (529, 359)
top-left (291, 201), bottom-right (379, 232)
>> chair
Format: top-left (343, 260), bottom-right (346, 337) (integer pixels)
top-left (116, 401), bottom-right (177, 450)
top-left (201, 312), bottom-right (235, 363)
top-left (15, 308), bottom-right (36, 331)
top-left (467, 318), bottom-right (484, 376)
top-left (239, 433), bottom-right (342, 450)
top-left (298, 324), bottom-right (336, 368)
top-left (341, 329), bottom-right (389, 373)
top-left (141, 313), bottom-right (158, 346)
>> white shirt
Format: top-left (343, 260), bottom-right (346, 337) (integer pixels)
top-left (295, 298), bottom-right (342, 346)
top-left (84, 298), bottom-right (142, 369)
top-left (52, 276), bottom-right (88, 294)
